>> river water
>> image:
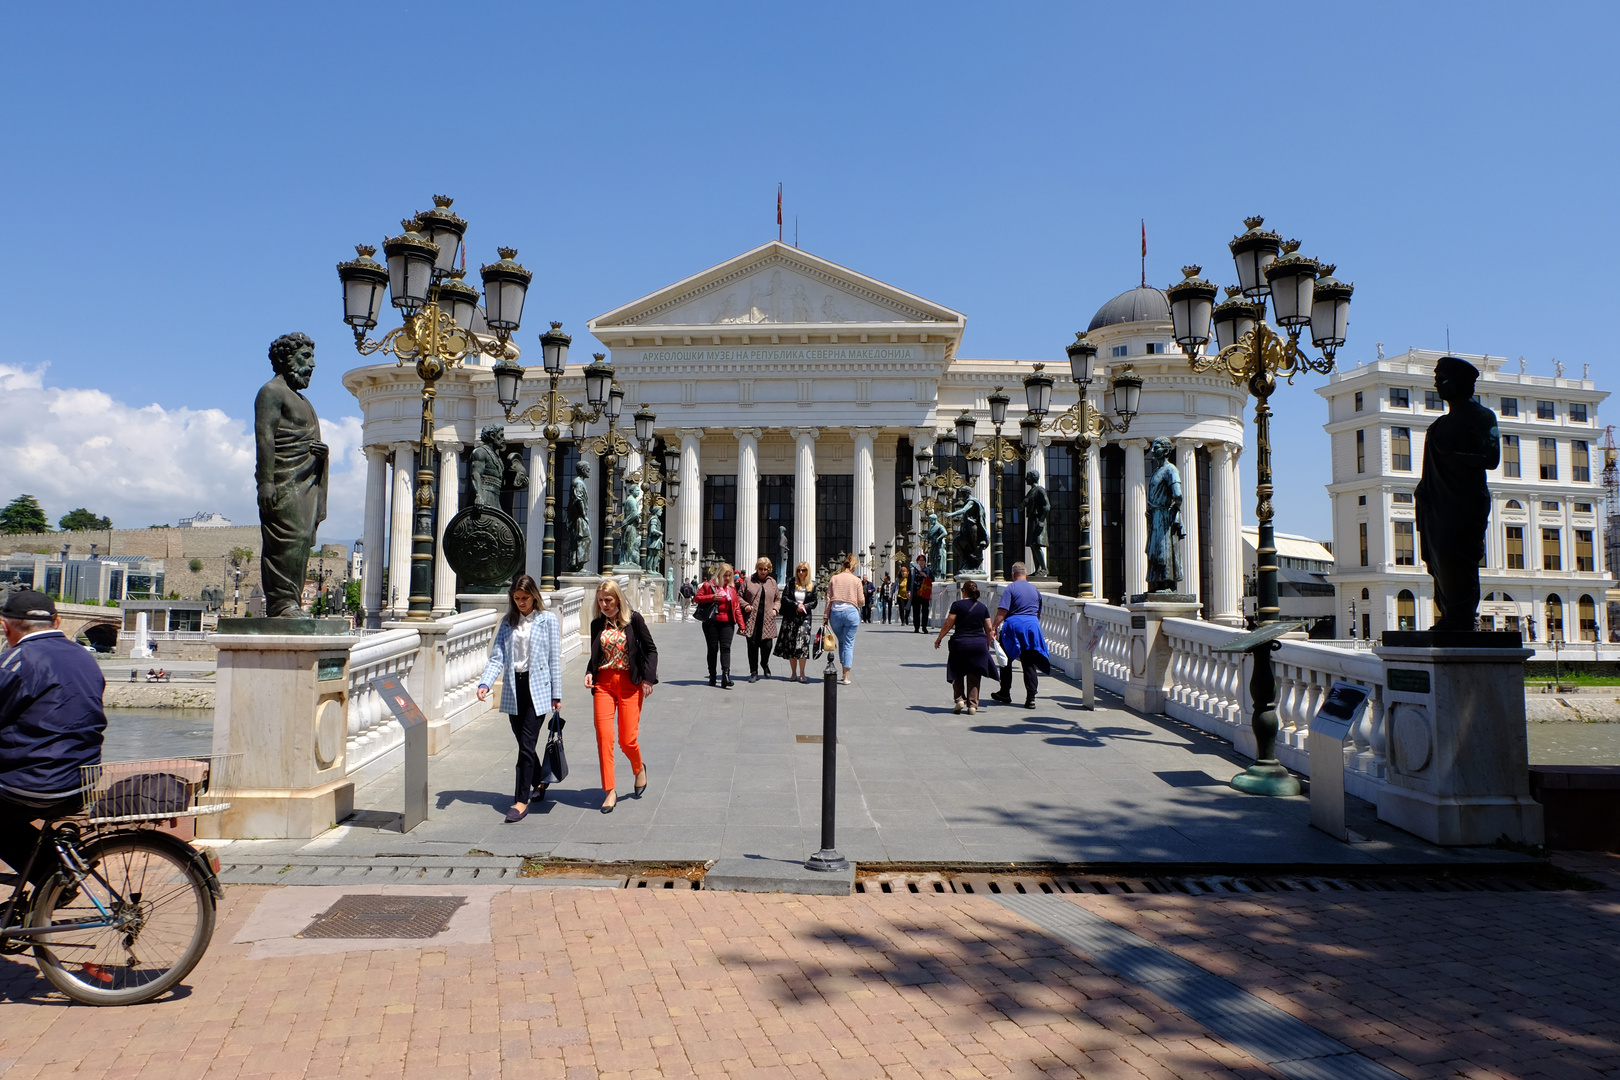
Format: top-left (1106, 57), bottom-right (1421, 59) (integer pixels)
top-left (103, 707), bottom-right (1620, 766)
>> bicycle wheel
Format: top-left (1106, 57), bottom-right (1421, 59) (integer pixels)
top-left (28, 830), bottom-right (216, 1006)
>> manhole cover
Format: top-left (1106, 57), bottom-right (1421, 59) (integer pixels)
top-left (298, 894), bottom-right (467, 939)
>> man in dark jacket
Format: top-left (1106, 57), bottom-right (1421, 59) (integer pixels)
top-left (0, 591), bottom-right (106, 887)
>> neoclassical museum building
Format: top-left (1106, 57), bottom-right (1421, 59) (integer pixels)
top-left (343, 242), bottom-right (1250, 625)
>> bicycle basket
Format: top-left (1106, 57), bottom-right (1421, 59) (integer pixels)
top-left (81, 754), bottom-right (240, 824)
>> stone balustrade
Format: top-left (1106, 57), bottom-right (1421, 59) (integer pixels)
top-left (440, 608), bottom-right (500, 731)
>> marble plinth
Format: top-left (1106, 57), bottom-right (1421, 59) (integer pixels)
top-left (1371, 643), bottom-right (1543, 846)
top-left (1121, 596), bottom-right (1203, 715)
top-left (198, 632), bottom-right (355, 840)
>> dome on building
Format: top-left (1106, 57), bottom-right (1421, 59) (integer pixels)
top-left (1087, 286), bottom-right (1170, 331)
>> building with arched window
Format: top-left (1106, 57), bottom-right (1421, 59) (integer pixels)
top-left (1319, 348), bottom-right (1612, 641)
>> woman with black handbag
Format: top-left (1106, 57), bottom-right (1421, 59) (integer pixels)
top-left (692, 564), bottom-right (745, 688)
top-left (585, 580), bottom-right (658, 813)
top-left (476, 575), bottom-right (563, 823)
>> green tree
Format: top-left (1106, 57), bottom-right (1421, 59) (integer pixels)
top-left (0, 495), bottom-right (49, 534)
top-left (345, 579), bottom-right (362, 612)
top-left (229, 546), bottom-right (254, 566)
top-left (188, 558), bottom-right (204, 573)
top-left (58, 507), bottom-right (113, 532)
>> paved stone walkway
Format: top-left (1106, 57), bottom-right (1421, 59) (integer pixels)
top-left (224, 618), bottom-right (1519, 869)
top-left (1, 854), bottom-right (1615, 1078)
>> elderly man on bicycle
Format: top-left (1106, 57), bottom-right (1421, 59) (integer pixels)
top-left (0, 589), bottom-right (106, 892)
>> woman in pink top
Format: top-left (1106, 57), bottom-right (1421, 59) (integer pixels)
top-left (821, 553), bottom-right (865, 684)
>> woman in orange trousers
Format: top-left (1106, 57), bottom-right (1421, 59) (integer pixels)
top-left (584, 580), bottom-right (659, 813)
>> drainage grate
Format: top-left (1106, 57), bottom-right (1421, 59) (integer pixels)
top-left (627, 875), bottom-right (701, 889)
top-left (298, 894), bottom-right (467, 939)
top-left (854, 872), bottom-right (1581, 896)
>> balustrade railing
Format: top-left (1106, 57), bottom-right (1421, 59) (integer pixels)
top-left (1081, 603), bottom-right (1132, 690)
top-left (344, 627), bottom-right (420, 775)
top-left (441, 609), bottom-right (499, 730)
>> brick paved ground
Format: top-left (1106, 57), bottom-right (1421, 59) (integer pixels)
top-left (1, 854), bottom-right (1614, 1079)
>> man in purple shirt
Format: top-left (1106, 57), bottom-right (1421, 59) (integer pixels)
top-left (990, 563), bottom-right (1051, 709)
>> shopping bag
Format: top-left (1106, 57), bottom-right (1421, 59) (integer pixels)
top-left (538, 712), bottom-right (569, 785)
top-left (989, 634), bottom-right (1009, 668)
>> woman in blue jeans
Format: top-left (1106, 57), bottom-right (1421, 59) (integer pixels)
top-left (822, 553), bottom-right (865, 684)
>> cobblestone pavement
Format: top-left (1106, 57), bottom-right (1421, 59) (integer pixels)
top-left (1, 854), bottom-right (1614, 1079)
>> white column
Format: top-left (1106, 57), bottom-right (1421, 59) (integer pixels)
top-left (678, 429), bottom-right (704, 577)
top-left (1087, 441), bottom-right (1102, 595)
top-left (361, 445), bottom-right (388, 626)
top-left (1176, 439), bottom-right (1200, 609)
top-left (584, 451), bottom-right (601, 575)
top-left (525, 437), bottom-right (547, 586)
top-left (792, 428), bottom-right (819, 574)
top-left (875, 437), bottom-right (896, 578)
top-left (433, 442), bottom-right (461, 616)
top-left (735, 428), bottom-right (761, 573)
top-left (1232, 445), bottom-right (1245, 620)
top-left (852, 427), bottom-right (876, 572)
top-left (1208, 442), bottom-right (1242, 626)
top-left (1124, 438), bottom-right (1148, 598)
top-left (388, 442), bottom-right (414, 619)
top-left (972, 451), bottom-right (992, 569)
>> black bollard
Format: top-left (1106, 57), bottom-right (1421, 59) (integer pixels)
top-left (804, 648), bottom-right (848, 872)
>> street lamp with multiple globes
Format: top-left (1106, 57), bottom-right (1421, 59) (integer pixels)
top-left (338, 195), bottom-right (532, 620)
top-left (905, 446), bottom-right (967, 578)
top-left (1164, 215), bottom-right (1353, 796)
top-left (571, 358), bottom-right (632, 570)
top-left (956, 386), bottom-right (1047, 582)
top-left (1033, 335), bottom-right (1142, 596)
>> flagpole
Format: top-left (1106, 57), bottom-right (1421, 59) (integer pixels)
top-left (1140, 219), bottom-right (1146, 288)
top-left (778, 183), bottom-right (783, 242)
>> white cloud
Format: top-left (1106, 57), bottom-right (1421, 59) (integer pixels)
top-left (0, 363), bottom-right (367, 539)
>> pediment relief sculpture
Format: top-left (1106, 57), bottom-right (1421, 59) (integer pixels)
top-left (657, 267), bottom-right (915, 326)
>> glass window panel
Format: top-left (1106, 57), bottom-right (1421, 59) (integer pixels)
top-left (1543, 527), bottom-right (1562, 570)
top-left (1391, 427), bottom-right (1412, 471)
top-left (1501, 434), bottom-right (1520, 477)
top-left (1540, 438), bottom-right (1558, 480)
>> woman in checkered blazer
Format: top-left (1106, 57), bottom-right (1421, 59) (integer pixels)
top-left (477, 575), bottom-right (564, 823)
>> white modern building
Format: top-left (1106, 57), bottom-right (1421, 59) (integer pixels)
top-left (177, 511), bottom-right (232, 527)
top-left (1318, 348), bottom-right (1612, 641)
top-left (1240, 527), bottom-right (1335, 634)
top-left (344, 241), bottom-right (1251, 624)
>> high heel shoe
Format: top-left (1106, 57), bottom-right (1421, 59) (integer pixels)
top-left (634, 767), bottom-right (649, 797)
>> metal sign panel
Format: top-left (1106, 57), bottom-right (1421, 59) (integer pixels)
top-left (367, 675), bottom-right (429, 832)
top-left (1213, 620), bottom-right (1308, 653)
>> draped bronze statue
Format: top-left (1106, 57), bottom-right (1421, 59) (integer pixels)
top-left (254, 333), bottom-right (329, 618)
top-left (1145, 437), bottom-right (1184, 593)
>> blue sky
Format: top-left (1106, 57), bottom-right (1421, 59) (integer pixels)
top-left (2, 2), bottom-right (1614, 542)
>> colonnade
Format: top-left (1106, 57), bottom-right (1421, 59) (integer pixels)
top-left (356, 428), bottom-right (1249, 627)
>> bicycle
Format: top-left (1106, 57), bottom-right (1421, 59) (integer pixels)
top-left (0, 755), bottom-right (232, 1006)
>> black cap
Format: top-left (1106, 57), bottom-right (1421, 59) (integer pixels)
top-left (1435, 355), bottom-right (1480, 384)
top-left (1, 589), bottom-right (56, 620)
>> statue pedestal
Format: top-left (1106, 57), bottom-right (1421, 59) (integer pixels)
top-left (1121, 596), bottom-right (1203, 715)
top-left (1027, 578), bottom-right (1066, 595)
top-left (199, 629), bottom-right (355, 840)
top-left (1372, 635), bottom-right (1544, 846)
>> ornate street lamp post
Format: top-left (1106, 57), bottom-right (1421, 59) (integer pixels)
top-left (1037, 337), bottom-right (1141, 597)
top-left (627, 407), bottom-right (679, 575)
top-left (338, 195), bottom-right (531, 620)
top-left (958, 388), bottom-right (1043, 582)
top-left (1166, 215), bottom-right (1353, 795)
top-left (573, 362), bottom-right (631, 570)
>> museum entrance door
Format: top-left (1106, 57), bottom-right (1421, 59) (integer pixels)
top-left (760, 475), bottom-right (794, 573)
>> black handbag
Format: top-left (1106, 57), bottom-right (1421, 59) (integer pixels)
top-left (692, 599), bottom-right (717, 621)
top-left (538, 712), bottom-right (569, 785)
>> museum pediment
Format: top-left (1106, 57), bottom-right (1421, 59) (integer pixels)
top-left (590, 241), bottom-right (963, 331)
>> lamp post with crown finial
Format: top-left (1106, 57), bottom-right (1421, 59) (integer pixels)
top-left (1164, 217), bottom-right (1353, 796)
top-left (572, 358), bottom-right (633, 571)
top-left (1035, 337), bottom-right (1142, 597)
top-left (486, 321), bottom-right (621, 591)
top-left (338, 196), bottom-right (533, 619)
